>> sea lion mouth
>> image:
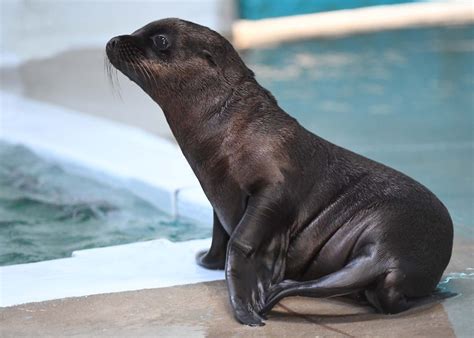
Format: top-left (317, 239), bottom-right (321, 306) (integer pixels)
top-left (106, 35), bottom-right (156, 90)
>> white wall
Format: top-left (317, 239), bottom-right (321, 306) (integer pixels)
top-left (0, 0), bottom-right (236, 66)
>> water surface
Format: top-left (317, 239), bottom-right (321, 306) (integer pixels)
top-left (0, 142), bottom-right (211, 266)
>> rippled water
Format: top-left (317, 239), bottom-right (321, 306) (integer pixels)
top-left (0, 142), bottom-right (211, 266)
top-left (244, 24), bottom-right (474, 236)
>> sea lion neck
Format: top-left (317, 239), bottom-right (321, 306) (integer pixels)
top-left (166, 79), bottom-right (294, 177)
top-left (159, 78), bottom-right (257, 157)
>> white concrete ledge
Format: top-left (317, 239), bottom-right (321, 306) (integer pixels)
top-left (0, 238), bottom-right (224, 307)
top-left (233, 2), bottom-right (474, 49)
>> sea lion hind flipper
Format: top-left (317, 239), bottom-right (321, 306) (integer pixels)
top-left (196, 211), bottom-right (229, 270)
top-left (260, 251), bottom-right (384, 315)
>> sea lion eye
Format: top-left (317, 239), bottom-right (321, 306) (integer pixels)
top-left (152, 35), bottom-right (169, 51)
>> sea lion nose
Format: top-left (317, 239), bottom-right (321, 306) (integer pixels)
top-left (107, 36), bottom-right (121, 50)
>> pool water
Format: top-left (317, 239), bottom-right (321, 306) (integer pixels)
top-left (244, 24), bottom-right (474, 237)
top-left (0, 141), bottom-right (211, 266)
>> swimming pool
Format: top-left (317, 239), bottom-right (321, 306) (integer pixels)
top-left (0, 141), bottom-right (211, 266)
top-left (243, 24), bottom-right (474, 237)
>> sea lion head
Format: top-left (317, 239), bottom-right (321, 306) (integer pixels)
top-left (106, 18), bottom-right (254, 116)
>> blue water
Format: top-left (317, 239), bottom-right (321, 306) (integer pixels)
top-left (243, 25), bottom-right (474, 236)
top-left (239, 0), bottom-right (417, 20)
top-left (0, 142), bottom-right (211, 266)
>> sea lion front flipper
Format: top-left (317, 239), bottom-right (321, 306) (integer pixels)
top-left (196, 211), bottom-right (229, 270)
top-left (225, 191), bottom-right (289, 326)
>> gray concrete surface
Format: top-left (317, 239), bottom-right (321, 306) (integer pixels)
top-left (1, 237), bottom-right (472, 337)
top-left (0, 281), bottom-right (455, 337)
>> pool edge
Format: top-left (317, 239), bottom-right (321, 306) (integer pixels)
top-left (232, 2), bottom-right (474, 49)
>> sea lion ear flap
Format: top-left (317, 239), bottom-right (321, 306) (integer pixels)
top-left (202, 49), bottom-right (218, 67)
top-left (246, 68), bottom-right (255, 78)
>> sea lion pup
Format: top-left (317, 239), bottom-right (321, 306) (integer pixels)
top-left (106, 18), bottom-right (453, 326)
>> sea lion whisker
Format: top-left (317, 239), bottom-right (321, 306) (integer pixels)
top-left (121, 48), bottom-right (143, 80)
top-left (143, 61), bottom-right (160, 92)
top-left (129, 57), bottom-right (150, 87)
top-left (104, 53), bottom-right (122, 99)
top-left (137, 61), bottom-right (156, 91)
top-left (123, 47), bottom-right (154, 89)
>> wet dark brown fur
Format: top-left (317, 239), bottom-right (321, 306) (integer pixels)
top-left (106, 18), bottom-right (453, 326)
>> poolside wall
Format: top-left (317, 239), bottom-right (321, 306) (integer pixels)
top-left (3, 1), bottom-right (471, 66)
top-left (233, 1), bottom-right (474, 49)
top-left (0, 0), bottom-right (236, 66)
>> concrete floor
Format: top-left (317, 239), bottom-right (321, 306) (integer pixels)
top-left (1, 237), bottom-right (472, 337)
